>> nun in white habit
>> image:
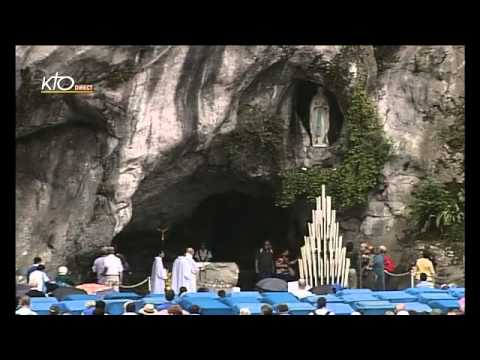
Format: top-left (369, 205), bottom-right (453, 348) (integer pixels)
top-left (151, 251), bottom-right (168, 294)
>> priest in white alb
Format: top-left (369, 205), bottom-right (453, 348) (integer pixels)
top-left (151, 251), bottom-right (168, 294)
top-left (171, 248), bottom-right (199, 293)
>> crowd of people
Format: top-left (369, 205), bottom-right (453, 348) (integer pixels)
top-left (255, 241), bottom-right (299, 282)
top-left (254, 240), bottom-right (399, 291)
top-left (21, 257), bottom-right (76, 298)
top-left (15, 280), bottom-right (465, 315)
top-left (16, 240), bottom-right (464, 315)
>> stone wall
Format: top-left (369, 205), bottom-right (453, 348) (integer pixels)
top-left (15, 46), bottom-right (464, 283)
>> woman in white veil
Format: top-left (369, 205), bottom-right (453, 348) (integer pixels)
top-left (151, 251), bottom-right (168, 294)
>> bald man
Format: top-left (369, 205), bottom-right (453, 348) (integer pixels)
top-left (171, 248), bottom-right (199, 293)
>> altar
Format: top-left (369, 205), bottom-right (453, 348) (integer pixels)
top-left (196, 262), bottom-right (239, 291)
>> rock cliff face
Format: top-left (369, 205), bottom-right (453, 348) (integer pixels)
top-left (15, 45), bottom-right (464, 281)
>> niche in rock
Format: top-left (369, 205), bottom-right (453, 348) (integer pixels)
top-left (291, 80), bottom-right (343, 147)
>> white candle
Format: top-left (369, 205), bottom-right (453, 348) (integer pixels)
top-left (299, 259), bottom-right (304, 280)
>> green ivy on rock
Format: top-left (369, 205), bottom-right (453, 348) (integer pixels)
top-left (409, 178), bottom-right (464, 243)
top-left (223, 104), bottom-right (286, 170)
top-left (276, 85), bottom-right (391, 211)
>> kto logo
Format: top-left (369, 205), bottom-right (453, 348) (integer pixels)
top-left (41, 72), bottom-right (94, 94)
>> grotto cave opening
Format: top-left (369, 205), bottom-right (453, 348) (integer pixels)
top-left (113, 190), bottom-right (300, 289)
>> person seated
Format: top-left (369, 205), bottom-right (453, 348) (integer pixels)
top-left (290, 279), bottom-right (312, 299)
top-left (276, 304), bottom-right (290, 315)
top-left (167, 305), bottom-right (184, 315)
top-left (189, 305), bottom-right (201, 315)
top-left (82, 301), bottom-right (97, 315)
top-left (394, 303), bottom-right (409, 315)
top-left (15, 296), bottom-right (38, 315)
top-left (122, 301), bottom-right (138, 315)
top-left (416, 273), bottom-right (434, 288)
top-left (93, 300), bottom-right (107, 315)
top-left (178, 286), bottom-right (188, 297)
top-left (156, 289), bottom-right (176, 311)
top-left (459, 297), bottom-right (465, 314)
top-left (55, 266), bottom-right (74, 287)
top-left (157, 290), bottom-right (190, 315)
top-left (239, 308), bottom-right (252, 315)
top-left (261, 304), bottom-right (273, 315)
top-left (310, 297), bottom-right (335, 315)
top-left (48, 305), bottom-right (62, 315)
top-left (139, 303), bottom-right (158, 315)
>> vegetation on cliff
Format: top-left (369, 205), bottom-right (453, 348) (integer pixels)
top-left (276, 85), bottom-right (391, 211)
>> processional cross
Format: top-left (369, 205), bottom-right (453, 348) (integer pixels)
top-left (156, 226), bottom-right (169, 244)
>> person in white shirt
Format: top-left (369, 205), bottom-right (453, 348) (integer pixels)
top-left (92, 247), bottom-right (108, 284)
top-left (290, 279), bottom-right (313, 299)
top-left (415, 273), bottom-right (434, 288)
top-left (102, 247), bottom-right (123, 291)
top-left (239, 308), bottom-right (252, 315)
top-left (15, 296), bottom-right (38, 315)
top-left (394, 303), bottom-right (410, 315)
top-left (309, 297), bottom-right (335, 315)
top-left (28, 264), bottom-right (50, 293)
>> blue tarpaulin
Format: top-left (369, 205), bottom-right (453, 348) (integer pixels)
top-left (301, 294), bottom-right (344, 304)
top-left (279, 302), bottom-right (315, 315)
top-left (337, 289), bottom-right (373, 296)
top-left (232, 302), bottom-right (269, 315)
top-left (405, 288), bottom-right (447, 295)
top-left (390, 302), bottom-right (433, 313)
top-left (222, 297), bottom-right (262, 306)
top-left (325, 303), bottom-right (355, 315)
top-left (179, 298), bottom-right (234, 315)
top-left (417, 292), bottom-right (457, 304)
top-left (227, 291), bottom-right (262, 299)
top-left (261, 292), bottom-right (300, 304)
top-left (372, 291), bottom-right (418, 303)
top-left (354, 301), bottom-right (395, 315)
top-left (428, 300), bottom-right (460, 313)
top-left (341, 294), bottom-right (380, 304)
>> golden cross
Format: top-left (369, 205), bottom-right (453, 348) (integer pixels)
top-left (157, 227), bottom-right (169, 242)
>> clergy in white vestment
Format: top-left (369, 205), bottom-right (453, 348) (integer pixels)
top-left (171, 248), bottom-right (199, 293)
top-left (151, 252), bottom-right (168, 294)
